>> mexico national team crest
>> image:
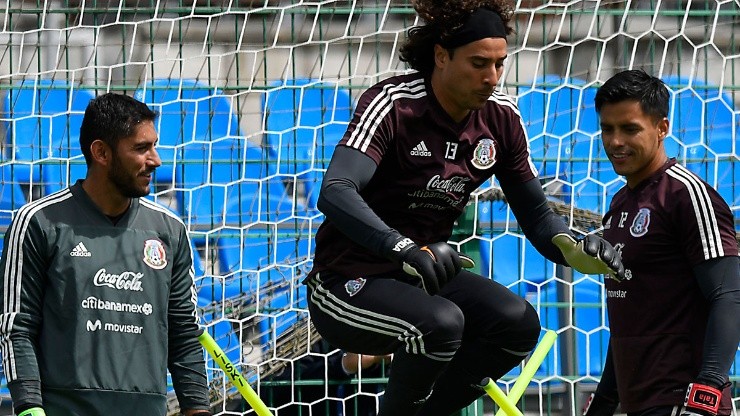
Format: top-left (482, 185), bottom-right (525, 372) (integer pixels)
top-left (630, 208), bottom-right (651, 237)
top-left (143, 239), bottom-right (168, 270)
top-left (472, 138), bottom-right (496, 170)
top-left (345, 278), bottom-right (367, 297)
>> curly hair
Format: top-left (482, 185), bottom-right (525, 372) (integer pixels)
top-left (399, 0), bottom-right (515, 75)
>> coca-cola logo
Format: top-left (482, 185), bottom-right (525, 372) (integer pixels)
top-left (93, 268), bottom-right (144, 292)
top-left (426, 175), bottom-right (469, 194)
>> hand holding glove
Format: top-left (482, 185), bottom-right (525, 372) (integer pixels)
top-left (389, 237), bottom-right (474, 295)
top-left (681, 382), bottom-right (723, 416)
top-left (552, 233), bottom-right (626, 281)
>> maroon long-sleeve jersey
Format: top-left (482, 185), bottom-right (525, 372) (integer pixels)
top-left (311, 72), bottom-right (538, 279)
top-left (602, 159), bottom-right (738, 412)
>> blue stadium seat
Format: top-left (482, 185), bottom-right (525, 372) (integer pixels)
top-left (572, 282), bottom-right (608, 378)
top-left (477, 177), bottom-right (557, 296)
top-left (177, 136), bottom-right (245, 235)
top-left (222, 141), bottom-right (299, 226)
top-left (2, 79), bottom-right (95, 195)
top-left (516, 75), bottom-right (601, 199)
top-left (478, 232), bottom-right (552, 296)
top-left (663, 76), bottom-right (735, 155)
top-left (0, 165), bottom-right (27, 229)
top-left (134, 79), bottom-right (241, 186)
top-left (259, 284), bottom-right (309, 354)
top-left (533, 282), bottom-right (607, 380)
top-left (211, 141), bottom-right (309, 294)
top-left (263, 78), bottom-right (352, 214)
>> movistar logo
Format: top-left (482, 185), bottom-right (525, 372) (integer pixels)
top-left (86, 320), bottom-right (102, 332)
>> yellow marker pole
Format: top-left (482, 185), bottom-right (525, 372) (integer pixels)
top-left (198, 331), bottom-right (274, 416)
top-left (494, 329), bottom-right (558, 416)
top-left (480, 377), bottom-right (524, 416)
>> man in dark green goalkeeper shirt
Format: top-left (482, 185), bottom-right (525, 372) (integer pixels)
top-left (0, 93), bottom-right (211, 415)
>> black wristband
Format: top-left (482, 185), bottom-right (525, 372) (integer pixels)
top-left (385, 234), bottom-right (416, 261)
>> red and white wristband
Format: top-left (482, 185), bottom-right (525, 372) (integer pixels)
top-left (684, 383), bottom-right (722, 415)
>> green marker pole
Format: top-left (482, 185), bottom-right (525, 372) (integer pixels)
top-left (198, 331), bottom-right (274, 416)
top-left (494, 329), bottom-right (558, 416)
top-left (480, 377), bottom-right (524, 416)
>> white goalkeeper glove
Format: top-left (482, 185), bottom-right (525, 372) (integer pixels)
top-left (552, 233), bottom-right (626, 281)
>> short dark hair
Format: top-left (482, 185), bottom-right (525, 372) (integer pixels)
top-left (594, 70), bottom-right (669, 121)
top-left (79, 93), bottom-right (157, 166)
top-left (399, 0), bottom-right (515, 76)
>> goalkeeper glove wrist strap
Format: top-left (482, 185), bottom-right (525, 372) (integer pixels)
top-left (583, 392), bottom-right (618, 416)
top-left (684, 382), bottom-right (721, 415)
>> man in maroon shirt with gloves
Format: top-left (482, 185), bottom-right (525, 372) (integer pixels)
top-left (583, 70), bottom-right (740, 416)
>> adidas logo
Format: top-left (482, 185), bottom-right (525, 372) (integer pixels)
top-left (410, 141), bottom-right (432, 157)
top-left (70, 242), bottom-right (92, 257)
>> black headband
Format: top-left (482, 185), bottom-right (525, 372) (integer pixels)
top-left (438, 7), bottom-right (507, 49)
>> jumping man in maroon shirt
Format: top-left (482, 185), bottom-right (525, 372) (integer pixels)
top-left (306, 1), bottom-right (626, 414)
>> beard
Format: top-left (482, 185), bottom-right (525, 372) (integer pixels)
top-left (108, 155), bottom-right (151, 198)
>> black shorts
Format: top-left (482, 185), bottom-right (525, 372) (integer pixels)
top-left (306, 269), bottom-right (539, 357)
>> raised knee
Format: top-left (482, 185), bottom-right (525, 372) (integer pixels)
top-left (421, 302), bottom-right (464, 352)
top-left (496, 298), bottom-right (540, 352)
top-left (517, 301), bottom-right (541, 350)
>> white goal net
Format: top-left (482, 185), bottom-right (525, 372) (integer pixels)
top-left (0, 1), bottom-right (738, 415)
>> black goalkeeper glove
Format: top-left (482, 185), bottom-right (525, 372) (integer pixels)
top-left (552, 233), bottom-right (626, 281)
top-left (582, 392), bottom-right (619, 416)
top-left (681, 382), bottom-right (723, 416)
top-left (389, 238), bottom-right (462, 295)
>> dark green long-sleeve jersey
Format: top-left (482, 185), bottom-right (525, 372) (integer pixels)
top-left (0, 181), bottom-right (210, 415)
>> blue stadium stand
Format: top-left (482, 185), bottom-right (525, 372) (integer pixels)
top-left (262, 78), bottom-right (353, 214)
top-left (2, 79), bottom-right (95, 195)
top-left (134, 79), bottom-right (242, 187)
top-left (197, 138), bottom-right (310, 352)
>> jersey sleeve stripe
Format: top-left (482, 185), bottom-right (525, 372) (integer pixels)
top-left (351, 80), bottom-right (426, 152)
top-left (346, 78), bottom-right (426, 153)
top-left (489, 92), bottom-right (539, 177)
top-left (3, 191), bottom-right (73, 315)
top-left (1, 190), bottom-right (74, 380)
top-left (671, 164), bottom-right (724, 258)
top-left (0, 316), bottom-right (16, 380)
top-left (666, 165), bottom-right (723, 259)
